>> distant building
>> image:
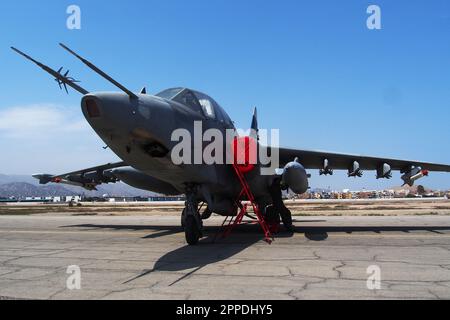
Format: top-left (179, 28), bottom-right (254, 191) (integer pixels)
top-left (0, 197), bottom-right (18, 203)
top-left (18, 195), bottom-right (81, 203)
top-left (149, 196), bottom-right (185, 202)
top-left (65, 196), bottom-right (81, 203)
top-left (24, 197), bottom-right (51, 203)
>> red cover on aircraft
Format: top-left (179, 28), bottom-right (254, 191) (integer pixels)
top-left (232, 136), bottom-right (257, 174)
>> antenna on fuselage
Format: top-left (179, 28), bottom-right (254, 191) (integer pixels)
top-left (11, 47), bottom-right (89, 95)
top-left (59, 43), bottom-right (138, 99)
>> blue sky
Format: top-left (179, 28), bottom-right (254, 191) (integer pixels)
top-left (0, 0), bottom-right (449, 190)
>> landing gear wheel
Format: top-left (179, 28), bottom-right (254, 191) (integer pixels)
top-left (183, 187), bottom-right (203, 245)
top-left (185, 214), bottom-right (201, 245)
top-left (181, 208), bottom-right (186, 230)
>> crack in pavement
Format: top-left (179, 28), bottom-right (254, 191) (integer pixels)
top-left (2, 215), bottom-right (450, 299)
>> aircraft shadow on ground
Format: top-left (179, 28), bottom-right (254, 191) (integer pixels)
top-left (64, 222), bottom-right (450, 242)
top-left (62, 223), bottom-right (450, 278)
top-left (296, 225), bottom-right (450, 241)
top-left (62, 222), bottom-right (291, 277)
top-left (288, 219), bottom-right (450, 238)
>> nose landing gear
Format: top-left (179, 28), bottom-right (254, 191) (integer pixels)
top-left (181, 187), bottom-right (203, 245)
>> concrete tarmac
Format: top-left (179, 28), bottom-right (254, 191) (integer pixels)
top-left (1, 215), bottom-right (450, 300)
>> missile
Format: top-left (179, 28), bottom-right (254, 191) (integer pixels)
top-left (52, 177), bottom-right (62, 183)
top-left (410, 169), bottom-right (429, 183)
top-left (401, 167), bottom-right (429, 186)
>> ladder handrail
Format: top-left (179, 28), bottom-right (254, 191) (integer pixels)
top-left (227, 164), bottom-right (273, 244)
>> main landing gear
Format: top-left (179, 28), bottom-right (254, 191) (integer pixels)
top-left (268, 178), bottom-right (294, 232)
top-left (181, 187), bottom-right (204, 245)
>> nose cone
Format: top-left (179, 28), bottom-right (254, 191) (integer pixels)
top-left (81, 92), bottom-right (130, 132)
top-left (81, 92), bottom-right (175, 151)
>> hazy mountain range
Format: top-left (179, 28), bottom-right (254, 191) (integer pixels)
top-left (0, 174), bottom-right (159, 198)
top-left (0, 174), bottom-right (443, 199)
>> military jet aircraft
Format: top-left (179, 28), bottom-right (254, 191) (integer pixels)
top-left (12, 44), bottom-right (450, 245)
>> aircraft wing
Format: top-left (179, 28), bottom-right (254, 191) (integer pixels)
top-left (278, 148), bottom-right (450, 172)
top-left (277, 147), bottom-right (450, 185)
top-left (32, 161), bottom-right (127, 191)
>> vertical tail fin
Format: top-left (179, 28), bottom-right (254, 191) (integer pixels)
top-left (250, 107), bottom-right (258, 140)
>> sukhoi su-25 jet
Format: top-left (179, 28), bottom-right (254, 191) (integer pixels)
top-left (11, 44), bottom-right (450, 245)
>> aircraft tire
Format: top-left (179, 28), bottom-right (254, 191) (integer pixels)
top-left (181, 208), bottom-right (186, 230)
top-left (185, 214), bottom-right (201, 245)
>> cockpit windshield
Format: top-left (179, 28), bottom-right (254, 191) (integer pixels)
top-left (193, 91), bottom-right (216, 119)
top-left (155, 88), bottom-right (184, 100)
top-left (173, 90), bottom-right (203, 114)
top-left (155, 88), bottom-right (208, 116)
top-left (155, 88), bottom-right (233, 126)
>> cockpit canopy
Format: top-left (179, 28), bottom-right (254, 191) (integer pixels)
top-left (155, 88), bottom-right (233, 126)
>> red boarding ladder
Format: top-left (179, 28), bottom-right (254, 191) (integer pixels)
top-left (221, 137), bottom-right (274, 244)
